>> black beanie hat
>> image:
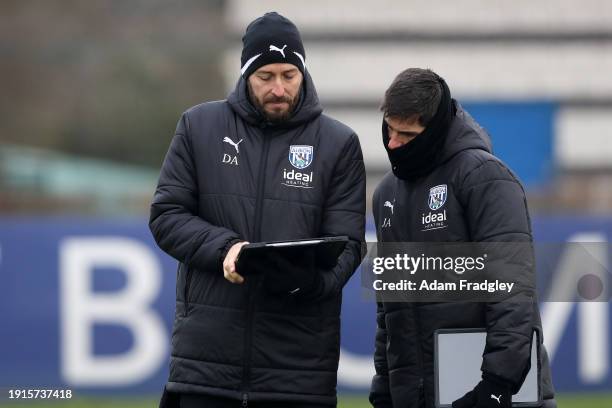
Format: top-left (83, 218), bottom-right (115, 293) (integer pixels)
top-left (240, 12), bottom-right (306, 79)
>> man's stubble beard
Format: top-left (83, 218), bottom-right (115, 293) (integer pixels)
top-left (248, 82), bottom-right (301, 124)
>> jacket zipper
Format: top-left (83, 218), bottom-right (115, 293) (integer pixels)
top-left (412, 304), bottom-right (426, 406)
top-left (241, 130), bottom-right (272, 403)
top-left (241, 277), bottom-right (257, 408)
top-left (182, 263), bottom-right (193, 317)
top-left (252, 131), bottom-right (271, 242)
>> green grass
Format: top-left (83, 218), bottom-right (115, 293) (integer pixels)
top-left (339, 393), bottom-right (612, 407)
top-left (0, 398), bottom-right (155, 408)
top-left (1, 393), bottom-right (611, 407)
top-left (554, 393), bottom-right (612, 408)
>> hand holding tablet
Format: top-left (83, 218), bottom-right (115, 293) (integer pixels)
top-left (235, 236), bottom-right (348, 295)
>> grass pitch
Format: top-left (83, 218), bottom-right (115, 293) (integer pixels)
top-left (1, 393), bottom-right (611, 407)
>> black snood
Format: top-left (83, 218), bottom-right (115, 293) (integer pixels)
top-left (382, 77), bottom-right (455, 180)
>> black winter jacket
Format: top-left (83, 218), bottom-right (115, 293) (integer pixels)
top-left (369, 102), bottom-right (555, 408)
top-left (150, 72), bottom-right (365, 405)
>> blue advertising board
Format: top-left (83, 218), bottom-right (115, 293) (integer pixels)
top-left (462, 101), bottom-right (554, 187)
top-left (0, 216), bottom-right (611, 394)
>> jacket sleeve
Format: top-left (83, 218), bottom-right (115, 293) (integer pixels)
top-left (149, 112), bottom-right (242, 272)
top-left (459, 158), bottom-right (536, 392)
top-left (369, 301), bottom-right (393, 408)
top-left (316, 132), bottom-right (366, 298)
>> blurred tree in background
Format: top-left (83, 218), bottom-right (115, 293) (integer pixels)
top-left (0, 0), bottom-right (226, 167)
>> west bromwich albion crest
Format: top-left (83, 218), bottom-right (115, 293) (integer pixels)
top-left (289, 145), bottom-right (314, 169)
top-left (428, 184), bottom-right (447, 210)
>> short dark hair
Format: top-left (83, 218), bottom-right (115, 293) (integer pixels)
top-left (380, 68), bottom-right (442, 127)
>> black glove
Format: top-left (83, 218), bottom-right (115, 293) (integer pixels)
top-left (158, 386), bottom-right (180, 408)
top-left (452, 378), bottom-right (511, 408)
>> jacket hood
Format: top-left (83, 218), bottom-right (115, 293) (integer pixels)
top-left (439, 101), bottom-right (493, 163)
top-left (227, 70), bottom-right (323, 129)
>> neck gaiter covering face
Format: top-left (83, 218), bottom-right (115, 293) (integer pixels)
top-left (382, 77), bottom-right (454, 181)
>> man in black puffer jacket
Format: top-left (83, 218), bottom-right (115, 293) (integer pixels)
top-left (149, 12), bottom-right (365, 408)
top-left (369, 68), bottom-right (556, 408)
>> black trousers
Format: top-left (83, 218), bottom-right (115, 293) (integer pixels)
top-left (179, 393), bottom-right (335, 408)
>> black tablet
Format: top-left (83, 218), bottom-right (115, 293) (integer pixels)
top-left (236, 236), bottom-right (348, 274)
